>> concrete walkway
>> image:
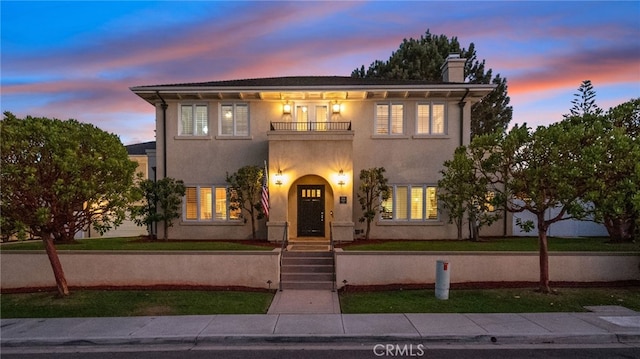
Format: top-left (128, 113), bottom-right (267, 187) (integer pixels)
top-left (2, 305), bottom-right (639, 348)
top-left (267, 290), bottom-right (341, 314)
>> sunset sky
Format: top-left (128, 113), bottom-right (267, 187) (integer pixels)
top-left (2, 1), bottom-right (639, 145)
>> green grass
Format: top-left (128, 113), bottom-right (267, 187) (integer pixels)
top-left (340, 237), bottom-right (640, 252)
top-left (339, 287), bottom-right (640, 314)
top-left (0, 290), bottom-right (275, 318)
top-left (0, 237), bottom-right (276, 251)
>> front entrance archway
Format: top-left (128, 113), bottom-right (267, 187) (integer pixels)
top-left (288, 175), bottom-right (333, 240)
top-left (297, 185), bottom-right (325, 237)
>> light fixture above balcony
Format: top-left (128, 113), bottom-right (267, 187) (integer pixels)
top-left (274, 169), bottom-right (283, 186)
top-left (283, 102), bottom-right (291, 115)
top-left (332, 102), bottom-right (341, 114)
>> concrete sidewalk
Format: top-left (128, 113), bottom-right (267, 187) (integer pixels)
top-left (2, 305), bottom-right (639, 348)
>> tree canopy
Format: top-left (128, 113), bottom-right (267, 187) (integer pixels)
top-left (469, 119), bottom-right (598, 293)
top-left (1, 112), bottom-right (138, 295)
top-left (351, 29), bottom-right (512, 137)
top-left (130, 175), bottom-right (186, 241)
top-left (357, 167), bottom-right (390, 240)
top-left (582, 98), bottom-right (640, 241)
top-left (464, 87), bottom-right (639, 291)
top-left (226, 165), bottom-right (266, 240)
top-left (438, 146), bottom-right (500, 241)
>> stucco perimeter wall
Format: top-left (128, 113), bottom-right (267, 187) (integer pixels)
top-left (1, 250), bottom-right (281, 290)
top-left (335, 251), bottom-right (640, 288)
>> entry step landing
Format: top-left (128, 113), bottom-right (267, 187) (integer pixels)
top-left (287, 238), bottom-right (330, 252)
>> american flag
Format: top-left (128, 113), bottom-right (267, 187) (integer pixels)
top-left (261, 162), bottom-right (269, 218)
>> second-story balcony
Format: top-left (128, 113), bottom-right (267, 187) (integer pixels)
top-left (270, 121), bottom-right (352, 131)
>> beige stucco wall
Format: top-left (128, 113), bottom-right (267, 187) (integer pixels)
top-left (3, 251), bottom-right (637, 291)
top-left (335, 251), bottom-right (640, 287)
top-left (1, 251), bottom-right (280, 290)
top-left (153, 94), bottom-right (506, 241)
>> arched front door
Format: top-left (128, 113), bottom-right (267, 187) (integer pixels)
top-left (297, 185), bottom-right (325, 237)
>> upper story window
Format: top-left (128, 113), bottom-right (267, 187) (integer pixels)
top-left (375, 103), bottom-right (404, 135)
top-left (180, 104), bottom-right (208, 136)
top-left (417, 103), bottom-right (446, 135)
top-left (381, 185), bottom-right (438, 221)
top-left (220, 103), bottom-right (249, 136)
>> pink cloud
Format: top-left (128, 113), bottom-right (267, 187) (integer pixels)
top-left (507, 47), bottom-right (640, 96)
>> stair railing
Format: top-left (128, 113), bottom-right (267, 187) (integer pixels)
top-left (278, 222), bottom-right (289, 292)
top-left (330, 221), bottom-right (337, 292)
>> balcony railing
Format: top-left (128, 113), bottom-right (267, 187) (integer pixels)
top-left (270, 121), bottom-right (352, 131)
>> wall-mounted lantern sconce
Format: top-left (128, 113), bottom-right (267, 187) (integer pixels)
top-left (275, 169), bottom-right (283, 186)
top-left (332, 102), bottom-right (341, 114)
top-left (283, 102), bottom-right (291, 115)
top-left (338, 169), bottom-right (346, 186)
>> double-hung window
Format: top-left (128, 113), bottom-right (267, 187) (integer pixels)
top-left (220, 103), bottom-right (249, 136)
top-left (180, 104), bottom-right (208, 136)
top-left (416, 103), bottom-right (446, 135)
top-left (184, 186), bottom-right (241, 221)
top-left (375, 103), bottom-right (404, 135)
top-left (381, 185), bottom-right (438, 221)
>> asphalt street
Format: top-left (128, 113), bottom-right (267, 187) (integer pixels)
top-left (2, 343), bottom-right (640, 359)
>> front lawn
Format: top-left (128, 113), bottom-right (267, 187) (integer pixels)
top-left (0, 290), bottom-right (275, 318)
top-left (0, 237), bottom-right (277, 251)
top-left (339, 237), bottom-right (640, 252)
top-left (339, 287), bottom-right (640, 313)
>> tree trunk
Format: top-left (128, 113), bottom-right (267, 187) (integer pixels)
top-left (469, 220), bottom-right (479, 242)
top-left (251, 209), bottom-right (257, 240)
top-left (537, 218), bottom-right (551, 294)
top-left (456, 218), bottom-right (463, 241)
top-left (42, 236), bottom-right (69, 296)
top-left (163, 221), bottom-right (169, 242)
top-left (365, 219), bottom-right (371, 240)
top-left (604, 215), bottom-right (634, 242)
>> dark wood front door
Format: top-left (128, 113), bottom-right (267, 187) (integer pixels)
top-left (297, 185), bottom-right (325, 237)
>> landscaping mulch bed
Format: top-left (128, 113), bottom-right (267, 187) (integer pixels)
top-left (339, 280), bottom-right (640, 293)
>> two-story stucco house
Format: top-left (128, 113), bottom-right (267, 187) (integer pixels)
top-left (130, 55), bottom-right (505, 242)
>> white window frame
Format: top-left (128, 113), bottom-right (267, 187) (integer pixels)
top-left (375, 103), bottom-right (404, 135)
top-left (219, 103), bottom-right (250, 137)
top-left (179, 104), bottom-right (209, 136)
top-left (183, 185), bottom-right (241, 222)
top-left (380, 184), bottom-right (439, 221)
top-left (416, 102), bottom-right (447, 135)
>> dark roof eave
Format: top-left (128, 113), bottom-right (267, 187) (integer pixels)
top-left (130, 76), bottom-right (495, 93)
top-left (130, 83), bottom-right (496, 94)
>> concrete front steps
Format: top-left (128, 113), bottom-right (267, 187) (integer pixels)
top-left (280, 250), bottom-right (335, 290)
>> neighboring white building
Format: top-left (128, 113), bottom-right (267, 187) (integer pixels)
top-left (512, 204), bottom-right (609, 237)
top-left (80, 141), bottom-right (156, 239)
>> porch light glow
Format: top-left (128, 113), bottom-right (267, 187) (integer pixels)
top-left (338, 169), bottom-right (346, 186)
top-left (274, 169), bottom-right (283, 186)
top-left (283, 103), bottom-right (291, 114)
top-left (332, 102), bottom-right (341, 114)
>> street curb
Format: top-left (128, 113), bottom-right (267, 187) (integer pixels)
top-left (1, 333), bottom-right (628, 348)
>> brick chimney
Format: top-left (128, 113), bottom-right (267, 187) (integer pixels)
top-left (441, 53), bottom-right (466, 83)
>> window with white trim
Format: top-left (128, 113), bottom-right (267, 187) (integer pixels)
top-left (184, 186), bottom-right (241, 221)
top-left (416, 103), bottom-right (446, 135)
top-left (375, 103), bottom-right (404, 135)
top-left (381, 185), bottom-right (438, 221)
top-left (220, 103), bottom-right (249, 136)
top-left (180, 104), bottom-right (208, 136)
